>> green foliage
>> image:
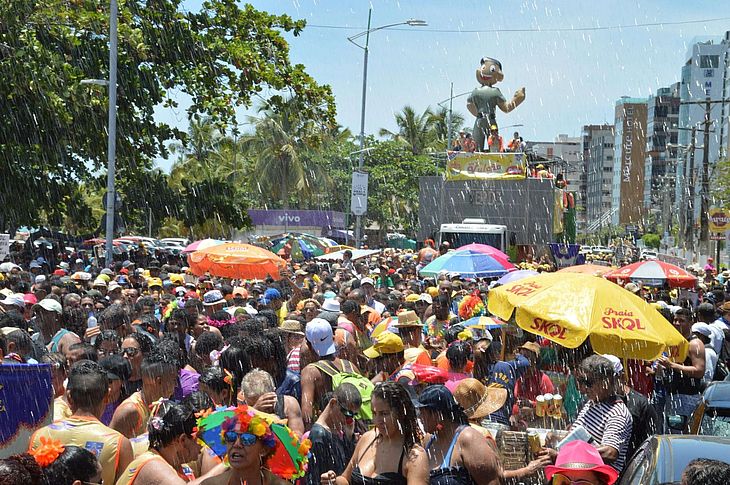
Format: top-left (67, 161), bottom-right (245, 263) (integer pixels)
top-left (641, 233), bottom-right (661, 250)
top-left (0, 0), bottom-right (334, 231)
top-left (363, 140), bottom-right (439, 234)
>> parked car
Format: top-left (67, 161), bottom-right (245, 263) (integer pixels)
top-left (690, 381), bottom-right (730, 437)
top-left (160, 237), bottom-right (191, 247)
top-left (619, 435), bottom-right (730, 484)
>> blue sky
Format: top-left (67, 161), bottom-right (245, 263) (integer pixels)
top-left (154, 0), bottom-right (730, 170)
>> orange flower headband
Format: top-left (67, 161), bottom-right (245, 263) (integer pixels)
top-left (29, 436), bottom-right (64, 467)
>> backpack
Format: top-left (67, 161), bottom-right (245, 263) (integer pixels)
top-left (313, 359), bottom-right (374, 421)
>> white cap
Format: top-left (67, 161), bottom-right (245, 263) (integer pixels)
top-left (360, 277), bottom-right (375, 286)
top-left (306, 318), bottom-right (336, 357)
top-left (108, 282), bottom-right (121, 292)
top-left (691, 322), bottom-right (713, 339)
top-left (33, 298), bottom-right (63, 314)
top-left (322, 299), bottom-right (340, 313)
top-left (0, 293), bottom-right (25, 309)
top-left (418, 293), bottom-right (433, 305)
top-left (35, 275), bottom-right (47, 284)
top-left (602, 354), bottom-right (624, 375)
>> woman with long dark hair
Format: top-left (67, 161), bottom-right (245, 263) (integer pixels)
top-left (116, 400), bottom-right (200, 484)
top-left (322, 381), bottom-right (429, 485)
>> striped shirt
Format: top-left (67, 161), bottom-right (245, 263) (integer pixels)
top-left (287, 346), bottom-right (302, 373)
top-left (572, 397), bottom-right (633, 472)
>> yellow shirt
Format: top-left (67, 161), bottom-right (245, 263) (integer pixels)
top-left (115, 450), bottom-right (165, 485)
top-left (129, 433), bottom-right (149, 458)
top-left (115, 391), bottom-right (150, 438)
top-left (29, 416), bottom-right (124, 485)
top-left (53, 396), bottom-right (72, 421)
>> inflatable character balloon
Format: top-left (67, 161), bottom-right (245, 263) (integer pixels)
top-left (466, 57), bottom-right (525, 152)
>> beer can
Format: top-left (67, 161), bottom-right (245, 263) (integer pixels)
top-left (527, 431), bottom-right (541, 455)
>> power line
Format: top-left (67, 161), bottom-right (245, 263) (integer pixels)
top-left (307, 16), bottom-right (730, 34)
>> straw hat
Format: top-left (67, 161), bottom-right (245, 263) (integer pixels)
top-left (279, 320), bottom-right (305, 336)
top-left (452, 378), bottom-right (507, 419)
top-left (394, 310), bottom-right (422, 328)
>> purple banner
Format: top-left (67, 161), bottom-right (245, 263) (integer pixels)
top-left (247, 210), bottom-right (346, 229)
top-left (548, 243), bottom-right (585, 268)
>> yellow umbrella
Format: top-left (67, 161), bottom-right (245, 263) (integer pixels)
top-left (487, 273), bottom-right (688, 361)
top-left (557, 264), bottom-right (615, 276)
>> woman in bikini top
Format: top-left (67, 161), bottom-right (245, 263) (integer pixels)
top-left (321, 382), bottom-right (429, 485)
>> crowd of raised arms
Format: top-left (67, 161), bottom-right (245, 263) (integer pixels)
top-left (1, 246), bottom-right (730, 485)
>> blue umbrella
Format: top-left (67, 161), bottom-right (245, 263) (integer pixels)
top-left (496, 269), bottom-right (539, 285)
top-left (419, 249), bottom-right (512, 278)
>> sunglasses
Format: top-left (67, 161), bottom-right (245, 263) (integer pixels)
top-left (339, 404), bottom-right (357, 419)
top-left (223, 431), bottom-right (257, 446)
top-left (121, 347), bottom-right (140, 357)
top-left (552, 474), bottom-right (599, 485)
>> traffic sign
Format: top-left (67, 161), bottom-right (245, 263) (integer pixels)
top-left (350, 172), bottom-right (369, 216)
top-left (711, 232), bottom-right (725, 241)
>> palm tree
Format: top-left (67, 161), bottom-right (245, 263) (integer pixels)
top-left (243, 98), bottom-right (328, 209)
top-left (379, 106), bottom-right (435, 155)
top-left (429, 106), bottom-right (465, 149)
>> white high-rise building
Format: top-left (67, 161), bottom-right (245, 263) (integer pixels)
top-left (674, 33), bottom-right (730, 227)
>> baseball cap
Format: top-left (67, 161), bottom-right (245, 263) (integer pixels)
top-left (23, 294), bottom-right (38, 306)
top-left (108, 281), bottom-right (121, 292)
top-left (417, 293), bottom-right (433, 305)
top-left (414, 384), bottom-right (462, 414)
top-left (232, 287), bottom-right (248, 298)
top-left (305, 318), bottom-right (336, 357)
top-left (691, 322), bottom-right (713, 339)
top-left (360, 277), bottom-right (375, 286)
top-left (602, 354), bottom-right (624, 375)
top-left (35, 275), bottom-right (46, 284)
top-left (363, 331), bottom-right (404, 359)
top-left (0, 293), bottom-right (25, 309)
top-left (203, 290), bottom-right (225, 306)
top-left (147, 277), bottom-right (163, 288)
top-left (264, 288), bottom-right (281, 300)
top-left (33, 298), bottom-right (63, 314)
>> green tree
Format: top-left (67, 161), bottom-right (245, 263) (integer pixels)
top-left (363, 140), bottom-right (439, 236)
top-left (429, 106), bottom-right (465, 150)
top-left (641, 233), bottom-right (661, 250)
top-left (0, 0), bottom-right (334, 232)
top-left (379, 106), bottom-right (436, 155)
top-left (243, 97), bottom-right (330, 209)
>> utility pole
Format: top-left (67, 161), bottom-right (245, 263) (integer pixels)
top-left (680, 97), bottom-right (728, 256)
top-left (685, 127), bottom-right (697, 256)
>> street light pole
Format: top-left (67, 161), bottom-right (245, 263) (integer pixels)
top-left (104, 0), bottom-right (119, 267)
top-left (354, 8), bottom-right (372, 250)
top-left (349, 10), bottom-right (427, 248)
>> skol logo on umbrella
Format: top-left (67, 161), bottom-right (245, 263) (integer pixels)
top-left (529, 317), bottom-right (567, 340)
top-left (601, 308), bottom-right (646, 331)
top-left (507, 282), bottom-right (542, 297)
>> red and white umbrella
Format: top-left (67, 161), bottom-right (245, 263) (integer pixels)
top-left (605, 260), bottom-right (697, 288)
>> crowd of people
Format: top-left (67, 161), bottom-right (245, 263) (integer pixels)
top-left (451, 128), bottom-right (525, 154)
top-left (0, 246), bottom-right (729, 485)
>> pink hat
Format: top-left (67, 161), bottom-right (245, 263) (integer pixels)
top-left (545, 441), bottom-right (618, 485)
top-left (23, 293), bottom-right (38, 305)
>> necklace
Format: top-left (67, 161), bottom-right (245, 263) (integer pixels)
top-left (227, 469), bottom-right (266, 485)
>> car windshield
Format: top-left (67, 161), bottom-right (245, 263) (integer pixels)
top-left (699, 409), bottom-right (730, 438)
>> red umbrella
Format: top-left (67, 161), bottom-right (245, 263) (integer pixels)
top-left (605, 260), bottom-right (697, 288)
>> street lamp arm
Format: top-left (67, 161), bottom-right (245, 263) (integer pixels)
top-left (347, 19), bottom-right (427, 48)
